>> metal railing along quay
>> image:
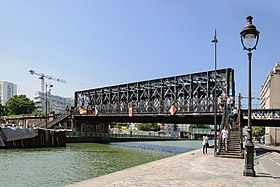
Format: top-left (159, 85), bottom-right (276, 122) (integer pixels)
top-left (66, 131), bottom-right (178, 140)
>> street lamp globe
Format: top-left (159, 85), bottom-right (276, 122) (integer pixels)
top-left (240, 16), bottom-right (260, 51)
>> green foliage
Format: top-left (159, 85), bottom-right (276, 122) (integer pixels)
top-left (136, 123), bottom-right (160, 131)
top-left (32, 110), bottom-right (45, 117)
top-left (4, 95), bottom-right (36, 115)
top-left (112, 122), bottom-right (128, 129)
top-left (0, 103), bottom-right (5, 116)
top-left (189, 124), bottom-right (210, 131)
top-left (1, 104), bottom-right (11, 116)
top-left (0, 97), bottom-right (9, 116)
top-left (5, 114), bottom-right (17, 119)
top-left (253, 126), bottom-right (265, 137)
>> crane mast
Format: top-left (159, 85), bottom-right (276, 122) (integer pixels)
top-left (29, 70), bottom-right (66, 93)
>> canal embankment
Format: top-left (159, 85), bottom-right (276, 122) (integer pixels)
top-left (0, 125), bottom-right (66, 148)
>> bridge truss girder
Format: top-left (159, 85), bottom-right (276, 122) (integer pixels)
top-left (75, 68), bottom-right (234, 115)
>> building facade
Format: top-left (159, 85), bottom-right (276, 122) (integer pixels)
top-left (260, 62), bottom-right (280, 145)
top-left (0, 81), bottom-right (17, 105)
top-left (33, 92), bottom-right (73, 114)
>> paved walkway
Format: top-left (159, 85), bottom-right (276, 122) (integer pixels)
top-left (67, 148), bottom-right (280, 187)
top-left (255, 143), bottom-right (280, 152)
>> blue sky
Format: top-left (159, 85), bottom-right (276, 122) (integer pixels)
top-left (0, 1), bottom-right (279, 104)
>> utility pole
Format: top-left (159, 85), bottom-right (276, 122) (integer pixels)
top-left (212, 29), bottom-right (218, 156)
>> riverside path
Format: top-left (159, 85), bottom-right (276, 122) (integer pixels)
top-left (67, 147), bottom-right (280, 187)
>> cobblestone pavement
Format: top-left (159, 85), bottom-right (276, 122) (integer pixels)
top-left (67, 148), bottom-right (280, 187)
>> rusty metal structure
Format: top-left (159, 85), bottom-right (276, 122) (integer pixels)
top-left (75, 68), bottom-right (234, 116)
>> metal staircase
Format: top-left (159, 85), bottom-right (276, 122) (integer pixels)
top-left (218, 109), bottom-right (243, 159)
top-left (37, 111), bottom-right (71, 129)
top-left (46, 111), bottom-right (71, 128)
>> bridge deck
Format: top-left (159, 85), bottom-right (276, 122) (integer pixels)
top-left (241, 109), bottom-right (280, 127)
top-left (73, 112), bottom-right (222, 124)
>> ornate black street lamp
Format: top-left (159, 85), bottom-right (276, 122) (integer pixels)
top-left (240, 16), bottom-right (260, 177)
top-left (212, 29), bottom-right (218, 156)
top-left (45, 83), bottom-right (53, 128)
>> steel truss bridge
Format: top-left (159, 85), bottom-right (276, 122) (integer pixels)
top-left (241, 109), bottom-right (280, 127)
top-left (74, 68), bottom-right (235, 124)
top-left (5, 68), bottom-right (280, 130)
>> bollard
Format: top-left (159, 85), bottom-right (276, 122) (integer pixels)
top-left (253, 150), bottom-right (259, 166)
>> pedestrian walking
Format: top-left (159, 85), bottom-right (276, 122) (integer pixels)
top-left (202, 134), bottom-right (209, 154)
top-left (227, 113), bottom-right (234, 129)
top-left (219, 96), bottom-right (225, 112)
top-left (230, 96), bottom-right (235, 108)
top-left (221, 127), bottom-right (229, 152)
top-left (232, 107), bottom-right (238, 122)
top-left (226, 96), bottom-right (232, 111)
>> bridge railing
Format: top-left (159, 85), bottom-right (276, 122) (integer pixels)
top-left (66, 131), bottom-right (177, 139)
top-left (241, 109), bottom-right (280, 120)
top-left (73, 97), bottom-right (227, 117)
top-left (191, 128), bottom-right (214, 135)
top-left (217, 103), bottom-right (227, 154)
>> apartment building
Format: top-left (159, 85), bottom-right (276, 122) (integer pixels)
top-left (0, 81), bottom-right (17, 105)
top-left (260, 62), bottom-right (280, 145)
top-left (33, 92), bottom-right (73, 114)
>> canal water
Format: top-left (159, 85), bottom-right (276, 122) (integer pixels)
top-left (0, 140), bottom-right (206, 187)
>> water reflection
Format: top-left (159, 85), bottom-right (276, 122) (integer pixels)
top-left (110, 141), bottom-right (201, 153)
top-left (0, 141), bottom-right (202, 187)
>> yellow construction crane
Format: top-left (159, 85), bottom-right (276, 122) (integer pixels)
top-left (29, 70), bottom-right (66, 93)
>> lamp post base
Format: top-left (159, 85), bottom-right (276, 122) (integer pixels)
top-left (243, 142), bottom-right (256, 177)
top-left (243, 168), bottom-right (255, 177)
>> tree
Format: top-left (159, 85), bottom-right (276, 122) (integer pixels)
top-left (4, 95), bottom-right (36, 115)
top-left (32, 110), bottom-right (45, 117)
top-left (113, 122), bottom-right (128, 129)
top-left (0, 103), bottom-right (3, 114)
top-left (0, 98), bottom-right (9, 117)
top-left (136, 123), bottom-right (160, 131)
top-left (188, 124), bottom-right (210, 132)
top-left (0, 103), bottom-right (5, 117)
top-left (253, 126), bottom-right (265, 137)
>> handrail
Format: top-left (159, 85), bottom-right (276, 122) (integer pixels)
top-left (217, 103), bottom-right (227, 154)
top-left (36, 112), bottom-right (71, 128)
top-left (66, 131), bottom-right (178, 139)
top-left (238, 109), bottom-right (243, 154)
top-left (47, 111), bottom-right (71, 128)
top-left (238, 94), bottom-right (244, 154)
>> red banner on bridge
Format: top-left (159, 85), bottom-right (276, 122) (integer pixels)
top-left (169, 105), bottom-right (177, 115)
top-left (128, 106), bottom-right (133, 117)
